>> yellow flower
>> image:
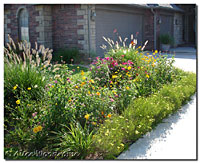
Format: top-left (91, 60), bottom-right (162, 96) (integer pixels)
top-left (81, 82), bottom-right (86, 87)
top-left (120, 143), bottom-right (124, 147)
top-left (81, 70), bottom-right (84, 76)
top-left (146, 74), bottom-right (149, 78)
top-left (75, 86), bottom-right (79, 89)
top-left (155, 50), bottom-right (158, 53)
top-left (37, 125), bottom-right (43, 131)
top-left (33, 127), bottom-right (39, 133)
top-left (92, 122), bottom-right (96, 125)
top-left (51, 85), bottom-right (54, 88)
top-left (126, 86), bottom-right (130, 90)
top-left (68, 100), bottom-right (72, 103)
top-left (77, 66), bottom-right (80, 69)
top-left (135, 130), bottom-right (140, 134)
top-left (96, 92), bottom-right (101, 96)
top-left (89, 79), bottom-right (95, 83)
top-left (84, 114), bottom-right (90, 120)
top-left (107, 114), bottom-right (112, 118)
top-left (112, 75), bottom-right (118, 79)
top-left (55, 103), bottom-right (57, 105)
top-left (16, 100), bottom-right (20, 105)
top-left (82, 76), bottom-right (86, 80)
top-left (128, 66), bottom-right (131, 70)
top-left (27, 87), bottom-right (31, 90)
top-left (13, 85), bottom-right (17, 90)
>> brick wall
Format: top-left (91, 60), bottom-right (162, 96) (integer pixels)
top-left (35, 5), bottom-right (53, 48)
top-left (77, 4), bottom-right (96, 54)
top-left (52, 4), bottom-right (81, 51)
top-left (4, 4), bottom-right (39, 47)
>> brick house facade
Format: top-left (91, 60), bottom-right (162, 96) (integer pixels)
top-left (4, 4), bottom-right (196, 57)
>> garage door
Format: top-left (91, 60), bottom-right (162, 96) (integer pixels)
top-left (95, 9), bottom-right (143, 57)
top-left (160, 15), bottom-right (173, 36)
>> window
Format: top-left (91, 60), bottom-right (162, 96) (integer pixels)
top-left (18, 8), bottom-right (29, 42)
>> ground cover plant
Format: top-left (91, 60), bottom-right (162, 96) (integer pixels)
top-left (4, 34), bottom-right (196, 160)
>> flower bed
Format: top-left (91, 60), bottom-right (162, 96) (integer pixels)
top-left (4, 35), bottom-right (196, 160)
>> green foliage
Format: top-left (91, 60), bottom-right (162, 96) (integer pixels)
top-left (4, 63), bottom-right (46, 103)
top-left (52, 122), bottom-right (94, 159)
top-left (52, 48), bottom-right (80, 64)
top-left (4, 35), bottom-right (196, 160)
top-left (159, 34), bottom-right (174, 45)
top-left (93, 71), bottom-right (196, 158)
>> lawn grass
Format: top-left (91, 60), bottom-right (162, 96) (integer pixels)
top-left (92, 70), bottom-right (196, 159)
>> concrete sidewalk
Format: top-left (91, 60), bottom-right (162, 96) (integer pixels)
top-left (117, 48), bottom-right (197, 159)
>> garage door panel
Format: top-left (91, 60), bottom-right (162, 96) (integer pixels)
top-left (96, 9), bottom-right (143, 56)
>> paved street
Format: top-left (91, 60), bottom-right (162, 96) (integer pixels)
top-left (118, 47), bottom-right (197, 159)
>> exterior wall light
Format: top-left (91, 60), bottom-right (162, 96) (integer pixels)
top-left (90, 10), bottom-right (96, 21)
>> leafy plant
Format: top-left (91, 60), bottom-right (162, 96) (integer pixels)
top-left (52, 122), bottom-right (94, 159)
top-left (159, 34), bottom-right (174, 45)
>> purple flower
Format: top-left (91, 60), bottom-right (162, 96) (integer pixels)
top-left (54, 80), bottom-right (58, 84)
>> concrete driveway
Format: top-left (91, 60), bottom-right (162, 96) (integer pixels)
top-left (117, 47), bottom-right (197, 159)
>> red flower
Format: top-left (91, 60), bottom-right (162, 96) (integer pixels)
top-left (131, 41), bottom-right (134, 45)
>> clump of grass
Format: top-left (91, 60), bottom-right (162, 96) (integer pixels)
top-left (4, 34), bottom-right (53, 69)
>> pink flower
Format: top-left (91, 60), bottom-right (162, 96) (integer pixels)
top-left (32, 112), bottom-right (37, 118)
top-left (110, 98), bottom-right (114, 102)
top-left (105, 57), bottom-right (110, 61)
top-left (121, 68), bottom-right (125, 71)
top-left (121, 55), bottom-right (125, 57)
top-left (122, 62), bottom-right (127, 65)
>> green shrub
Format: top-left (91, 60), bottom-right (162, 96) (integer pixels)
top-left (52, 48), bottom-right (80, 64)
top-left (90, 36), bottom-right (176, 98)
top-left (159, 34), bottom-right (174, 45)
top-left (4, 63), bottom-right (47, 116)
